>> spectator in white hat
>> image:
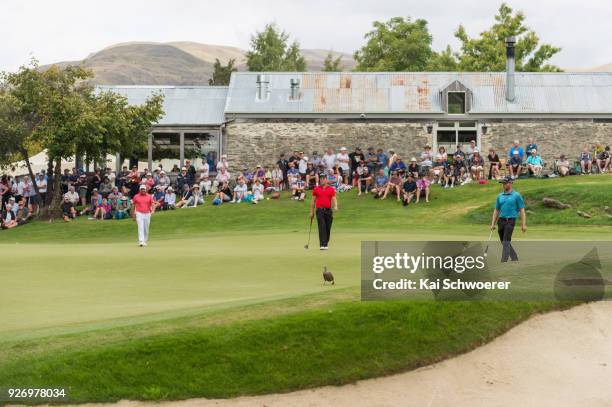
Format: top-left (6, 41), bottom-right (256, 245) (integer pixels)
top-left (336, 147), bottom-right (350, 183)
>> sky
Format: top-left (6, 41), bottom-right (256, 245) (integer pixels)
top-left (1, 0), bottom-right (611, 72)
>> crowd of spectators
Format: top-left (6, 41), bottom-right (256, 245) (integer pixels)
top-left (1, 139), bottom-right (610, 229)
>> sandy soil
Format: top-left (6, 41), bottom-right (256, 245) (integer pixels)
top-left (29, 301), bottom-right (612, 407)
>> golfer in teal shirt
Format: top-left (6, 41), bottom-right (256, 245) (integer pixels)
top-left (490, 176), bottom-right (527, 262)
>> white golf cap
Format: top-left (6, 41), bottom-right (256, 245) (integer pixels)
top-left (513, 150), bottom-right (519, 155)
top-left (340, 147), bottom-right (348, 151)
top-left (139, 184), bottom-right (146, 190)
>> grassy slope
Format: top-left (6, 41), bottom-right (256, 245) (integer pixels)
top-left (0, 176), bottom-right (609, 403)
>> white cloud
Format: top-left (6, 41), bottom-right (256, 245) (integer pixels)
top-left (0, 0), bottom-right (610, 72)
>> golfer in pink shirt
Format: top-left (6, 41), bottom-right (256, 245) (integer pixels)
top-left (132, 184), bottom-right (155, 246)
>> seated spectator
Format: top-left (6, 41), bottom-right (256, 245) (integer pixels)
top-left (61, 195), bottom-right (76, 222)
top-left (81, 189), bottom-right (101, 216)
top-left (526, 149), bottom-right (544, 177)
top-left (327, 169), bottom-right (340, 190)
top-left (176, 184), bottom-right (192, 208)
top-left (93, 197), bottom-right (112, 220)
top-left (182, 185), bottom-right (204, 208)
top-left (372, 169), bottom-right (388, 199)
top-left (177, 167), bottom-right (189, 191)
top-left (508, 139), bottom-right (524, 160)
top-left (76, 175), bottom-right (90, 206)
top-left (432, 154), bottom-right (447, 184)
top-left (113, 195), bottom-right (130, 219)
top-left (292, 178), bottom-right (306, 201)
top-left (144, 173), bottom-right (155, 191)
top-left (215, 167), bottom-right (231, 185)
top-left (253, 164), bottom-right (266, 183)
top-left (311, 151), bottom-right (321, 167)
top-left (436, 146), bottom-right (448, 162)
top-left (107, 187), bottom-right (122, 211)
top-left (100, 177), bottom-right (113, 197)
top-left (469, 150), bottom-right (485, 181)
top-left (557, 154), bottom-right (570, 176)
top-left (596, 146), bottom-right (610, 173)
top-left (487, 148), bottom-right (501, 180)
top-left (389, 156), bottom-right (407, 176)
top-left (199, 160), bottom-right (210, 180)
top-left (508, 150), bottom-right (523, 179)
top-left (199, 175), bottom-right (212, 195)
top-left (157, 171), bottom-right (171, 190)
top-left (64, 186), bottom-right (79, 206)
top-left (454, 154), bottom-right (468, 184)
top-left (305, 162), bottom-right (318, 189)
top-left (15, 197), bottom-right (31, 225)
top-left (376, 148), bottom-right (388, 171)
top-left (264, 165), bottom-right (272, 188)
top-left (415, 172), bottom-right (430, 203)
top-left (579, 146), bottom-right (593, 174)
top-left (420, 145), bottom-right (434, 174)
top-left (251, 178), bottom-right (265, 203)
top-left (381, 171), bottom-right (402, 201)
top-left (271, 164), bottom-right (284, 191)
top-left (216, 154), bottom-right (229, 172)
top-left (443, 163), bottom-right (457, 188)
top-left (213, 181), bottom-right (233, 205)
top-left (401, 174), bottom-right (417, 206)
top-left (152, 185), bottom-right (165, 208)
top-left (1, 197), bottom-right (17, 229)
top-left (163, 187), bottom-right (176, 210)
top-left (407, 158), bottom-right (419, 178)
top-left (231, 178), bottom-right (248, 203)
top-left (356, 160), bottom-right (372, 196)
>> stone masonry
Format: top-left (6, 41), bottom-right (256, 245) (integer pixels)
top-left (225, 119), bottom-right (612, 171)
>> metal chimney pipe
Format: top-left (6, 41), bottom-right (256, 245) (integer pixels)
top-left (289, 78), bottom-right (300, 100)
top-left (256, 74), bottom-right (269, 100)
top-left (505, 36), bottom-right (516, 102)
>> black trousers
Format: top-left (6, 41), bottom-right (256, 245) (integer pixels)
top-left (498, 217), bottom-right (518, 262)
top-left (316, 208), bottom-right (333, 247)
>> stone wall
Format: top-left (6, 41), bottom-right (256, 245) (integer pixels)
top-left (225, 119), bottom-right (612, 171)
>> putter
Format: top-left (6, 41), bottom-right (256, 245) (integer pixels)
top-left (304, 216), bottom-right (314, 249)
top-left (484, 227), bottom-right (494, 257)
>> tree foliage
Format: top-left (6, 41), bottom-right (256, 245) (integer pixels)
top-left (246, 23), bottom-right (306, 71)
top-left (454, 3), bottom-right (561, 72)
top-left (354, 17), bottom-right (436, 71)
top-left (0, 60), bottom-right (164, 217)
top-left (208, 58), bottom-right (237, 85)
top-left (323, 52), bottom-right (343, 72)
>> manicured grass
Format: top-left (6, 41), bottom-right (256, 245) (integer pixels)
top-left (0, 175), bottom-right (609, 403)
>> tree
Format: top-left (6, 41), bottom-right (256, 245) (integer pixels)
top-left (426, 46), bottom-right (458, 71)
top-left (0, 61), bottom-right (164, 218)
top-left (246, 23), bottom-right (306, 71)
top-left (454, 3), bottom-right (561, 72)
top-left (323, 52), bottom-right (343, 72)
top-left (354, 17), bottom-right (436, 71)
top-left (208, 58), bottom-right (237, 86)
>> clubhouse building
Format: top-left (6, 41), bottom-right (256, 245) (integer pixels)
top-left (102, 39), bottom-right (612, 171)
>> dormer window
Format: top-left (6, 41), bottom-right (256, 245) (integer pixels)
top-left (440, 80), bottom-right (471, 114)
top-left (448, 92), bottom-right (466, 114)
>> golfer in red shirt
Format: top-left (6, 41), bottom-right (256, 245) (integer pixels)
top-left (310, 175), bottom-right (338, 250)
top-left (132, 184), bottom-right (155, 247)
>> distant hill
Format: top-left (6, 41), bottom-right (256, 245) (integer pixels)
top-left (42, 42), bottom-right (355, 85)
top-left (566, 62), bottom-right (612, 72)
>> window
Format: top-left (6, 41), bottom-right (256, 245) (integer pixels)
top-left (447, 92), bottom-right (466, 114)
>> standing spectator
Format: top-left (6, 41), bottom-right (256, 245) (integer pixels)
top-left (14, 176), bottom-right (25, 204)
top-left (117, 165), bottom-right (130, 190)
top-left (487, 148), bottom-right (501, 180)
top-left (579, 146), bottom-right (593, 174)
top-left (305, 162), bottom-right (318, 189)
top-left (215, 167), bottom-right (230, 185)
top-left (420, 145), bottom-right (434, 175)
top-left (508, 140), bottom-right (524, 160)
top-left (526, 138), bottom-right (537, 155)
top-left (105, 168), bottom-right (116, 186)
top-left (277, 153), bottom-right (289, 187)
top-left (415, 173), bottom-right (430, 203)
top-left (100, 177), bottom-right (113, 197)
top-left (0, 176), bottom-right (10, 209)
top-left (199, 159), bottom-right (210, 180)
top-left (22, 176), bottom-right (38, 214)
top-left (311, 151), bottom-right (321, 168)
top-left (376, 148), bottom-right (388, 172)
top-left (216, 155), bottom-right (229, 172)
top-left (454, 145), bottom-right (466, 160)
top-left (177, 167), bottom-right (189, 192)
top-left (322, 148), bottom-right (336, 172)
top-left (272, 163), bottom-right (284, 191)
top-left (298, 155), bottom-right (308, 179)
top-left (596, 146), bottom-right (610, 173)
top-left (60, 169), bottom-right (71, 194)
top-left (349, 147), bottom-right (365, 182)
top-left (465, 140), bottom-right (477, 161)
top-left (508, 150), bottom-right (523, 179)
top-left (526, 149), bottom-right (544, 177)
top-left (365, 147), bottom-right (378, 174)
top-left (185, 159), bottom-right (196, 186)
top-left (336, 147), bottom-right (350, 183)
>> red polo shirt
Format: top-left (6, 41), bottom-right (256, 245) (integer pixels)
top-left (132, 193), bottom-right (154, 214)
top-left (312, 185), bottom-right (335, 209)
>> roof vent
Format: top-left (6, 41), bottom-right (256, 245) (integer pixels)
top-left (505, 36), bottom-right (516, 102)
top-left (289, 78), bottom-right (300, 100)
top-left (256, 74), bottom-right (269, 100)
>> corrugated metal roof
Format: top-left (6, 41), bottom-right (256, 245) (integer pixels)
top-left (224, 72), bottom-right (612, 115)
top-left (97, 85), bottom-right (228, 125)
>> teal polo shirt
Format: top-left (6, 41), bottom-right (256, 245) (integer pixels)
top-left (495, 190), bottom-right (525, 219)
